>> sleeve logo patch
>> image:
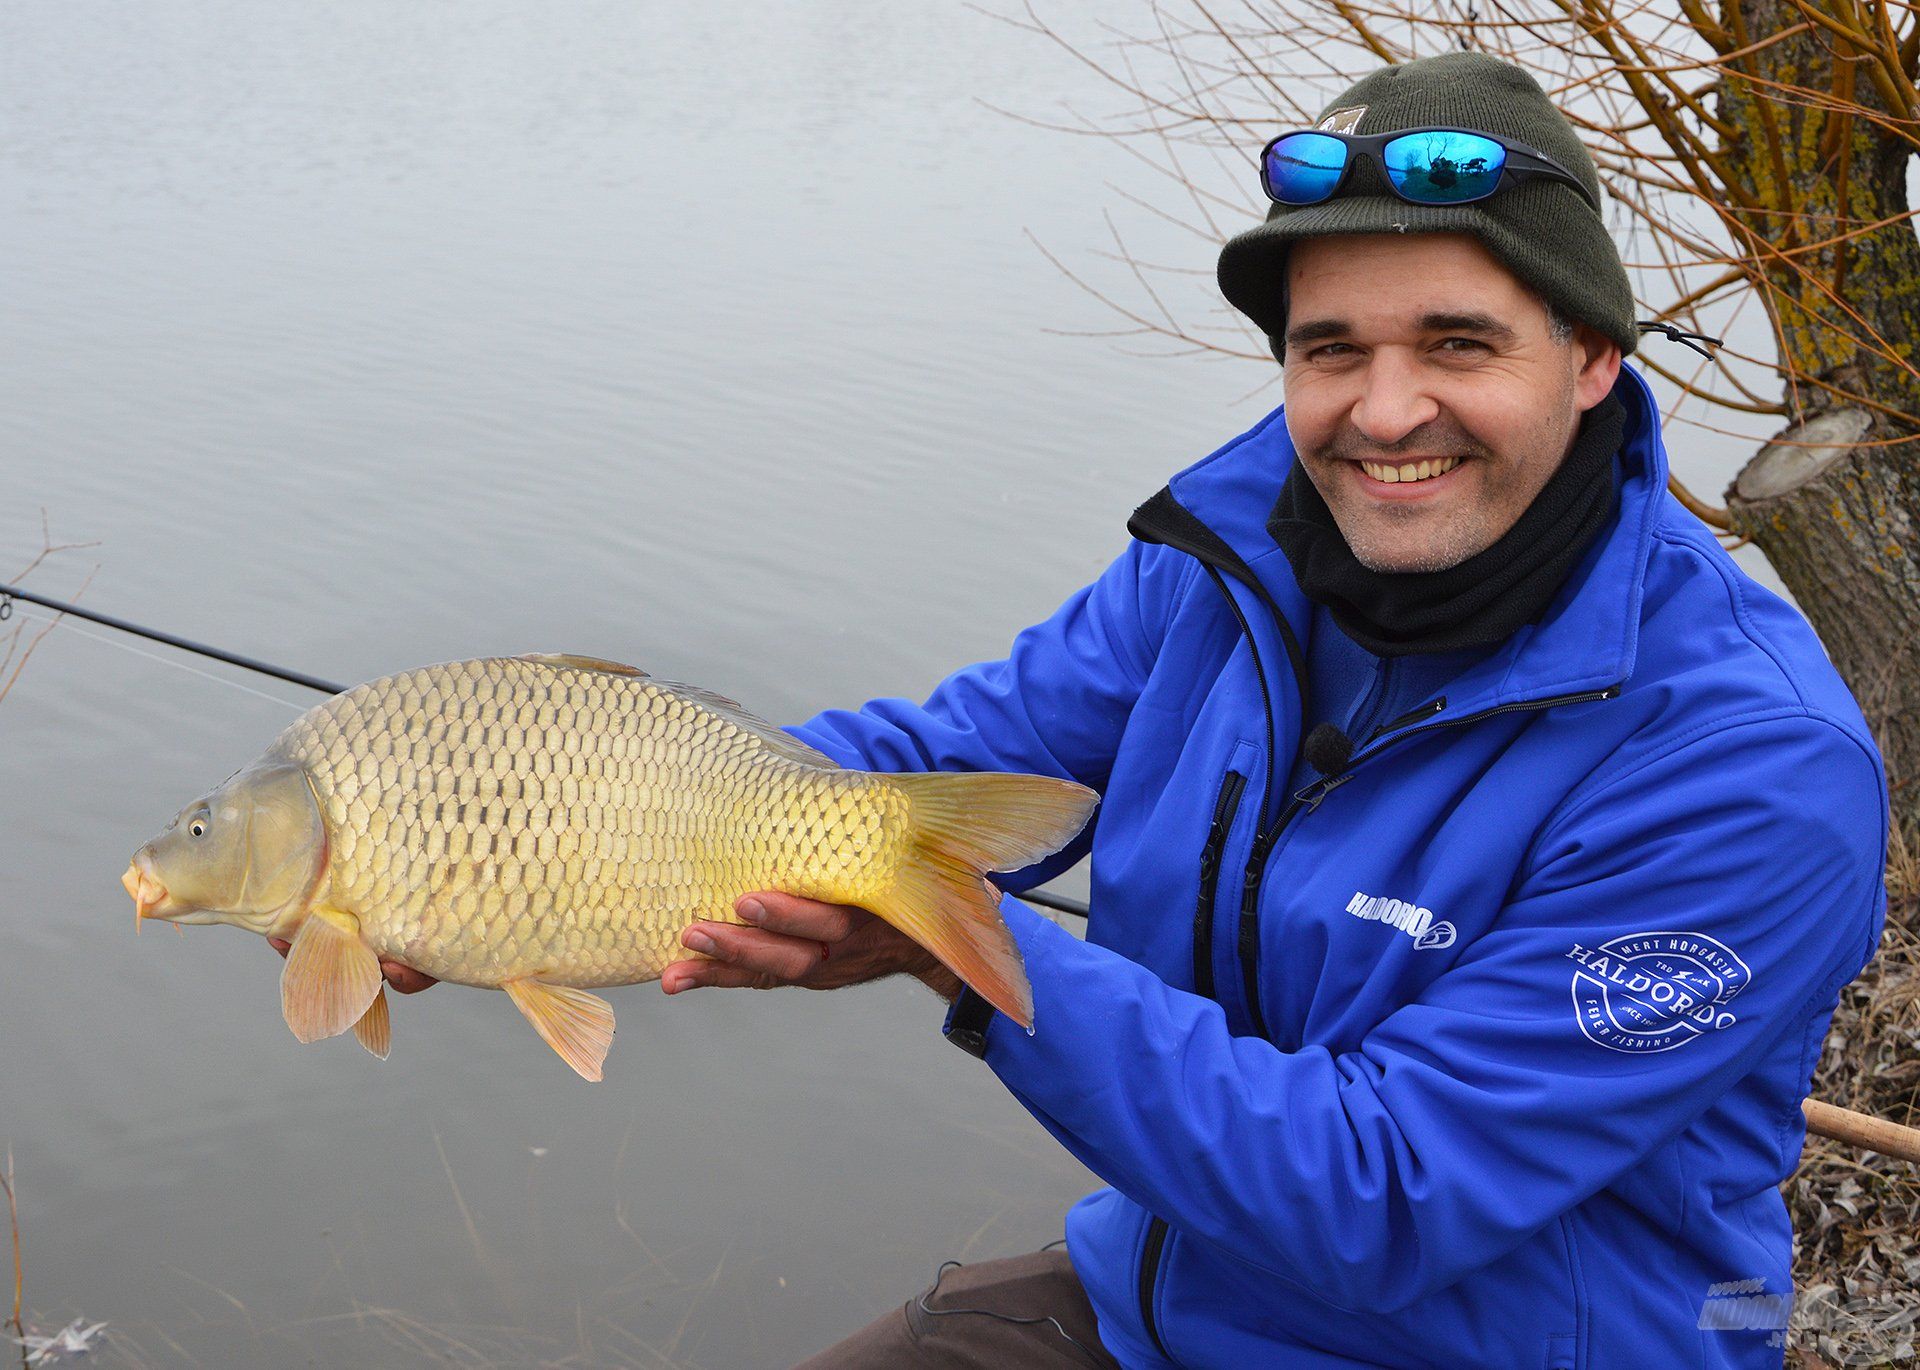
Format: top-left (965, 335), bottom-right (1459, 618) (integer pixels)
top-left (1566, 932), bottom-right (1752, 1054)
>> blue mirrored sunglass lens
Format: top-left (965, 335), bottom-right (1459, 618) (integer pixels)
top-left (1264, 133), bottom-right (1348, 204)
top-left (1382, 131), bottom-right (1507, 204)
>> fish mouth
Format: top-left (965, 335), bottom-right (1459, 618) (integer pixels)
top-left (122, 852), bottom-right (173, 925)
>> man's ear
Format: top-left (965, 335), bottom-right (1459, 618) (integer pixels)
top-left (1571, 323), bottom-right (1623, 412)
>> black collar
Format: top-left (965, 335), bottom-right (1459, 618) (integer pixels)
top-left (1265, 396), bottom-right (1627, 657)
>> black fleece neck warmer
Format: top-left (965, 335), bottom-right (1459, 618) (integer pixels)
top-left (1268, 394), bottom-right (1627, 657)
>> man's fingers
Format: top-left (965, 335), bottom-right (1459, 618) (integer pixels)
top-left (661, 904), bottom-right (934, 1001)
top-left (736, 891), bottom-right (865, 944)
top-left (381, 960), bottom-right (438, 995)
top-left (684, 921), bottom-right (825, 984)
top-left (660, 958), bottom-right (784, 994)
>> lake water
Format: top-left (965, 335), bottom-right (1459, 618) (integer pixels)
top-left (0, 4), bottom-right (1776, 1365)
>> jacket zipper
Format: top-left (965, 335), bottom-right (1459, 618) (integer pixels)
top-left (1233, 683), bottom-right (1623, 1039)
top-left (1140, 684), bottom-right (1623, 1362)
top-left (1325, 686), bottom-right (1623, 794)
top-left (1196, 563), bottom-right (1286, 1047)
top-left (1367, 696), bottom-right (1446, 741)
top-left (1140, 552), bottom-right (1620, 1357)
top-left (1138, 1215), bottom-right (1173, 1361)
top-left (1193, 769), bottom-right (1248, 998)
top-left (1141, 568), bottom-right (1286, 1362)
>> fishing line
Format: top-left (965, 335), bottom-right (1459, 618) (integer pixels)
top-left (5, 606), bottom-right (312, 711)
top-left (0, 579), bottom-right (1095, 915)
top-left (909, 1239), bottom-right (1111, 1366)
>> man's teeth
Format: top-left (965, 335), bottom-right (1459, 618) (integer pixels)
top-left (1359, 454), bottom-right (1464, 484)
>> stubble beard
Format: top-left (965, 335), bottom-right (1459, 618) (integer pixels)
top-left (1343, 491), bottom-right (1495, 573)
top-left (1309, 378), bottom-right (1579, 575)
top-left (1306, 419), bottom-right (1495, 574)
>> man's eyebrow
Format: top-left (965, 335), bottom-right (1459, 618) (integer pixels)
top-left (1284, 318), bottom-right (1350, 348)
top-left (1284, 312), bottom-right (1521, 349)
top-left (1417, 310), bottom-right (1517, 341)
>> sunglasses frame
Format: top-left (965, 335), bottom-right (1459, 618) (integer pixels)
top-left (1259, 126), bottom-right (1600, 213)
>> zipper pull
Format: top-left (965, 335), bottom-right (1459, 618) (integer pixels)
top-left (1199, 772), bottom-right (1245, 884)
top-left (1202, 811), bottom-right (1231, 875)
top-left (1241, 828), bottom-right (1279, 908)
top-left (1292, 771), bottom-right (1353, 813)
top-left (1199, 836), bottom-right (1221, 884)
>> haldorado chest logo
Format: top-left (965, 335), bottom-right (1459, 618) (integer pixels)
top-left (1345, 891), bottom-right (1457, 950)
top-left (1566, 932), bottom-right (1752, 1053)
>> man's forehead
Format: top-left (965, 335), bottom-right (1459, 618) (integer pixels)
top-left (1284, 233), bottom-right (1541, 336)
top-left (1287, 231), bottom-right (1519, 289)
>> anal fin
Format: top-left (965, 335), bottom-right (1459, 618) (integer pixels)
top-left (282, 906), bottom-right (382, 1044)
top-left (353, 986), bottom-right (391, 1060)
top-left (504, 978), bottom-right (615, 1082)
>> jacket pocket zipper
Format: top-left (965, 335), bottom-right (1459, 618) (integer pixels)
top-left (1235, 684), bottom-right (1622, 1042)
top-left (1192, 769), bottom-right (1248, 997)
top-left (1138, 1215), bottom-right (1172, 1361)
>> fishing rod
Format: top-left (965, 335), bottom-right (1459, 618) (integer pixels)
top-left (11, 576), bottom-right (1919, 1167)
top-left (0, 580), bottom-right (346, 696)
top-left (0, 578), bottom-right (1095, 917)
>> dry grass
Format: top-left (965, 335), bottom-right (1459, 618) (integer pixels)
top-left (1785, 827), bottom-right (1920, 1366)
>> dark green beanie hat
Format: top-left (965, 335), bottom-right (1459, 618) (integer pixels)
top-left (1217, 51), bottom-right (1637, 359)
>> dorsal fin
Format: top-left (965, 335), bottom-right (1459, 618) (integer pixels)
top-left (515, 652), bottom-right (649, 678)
top-left (514, 654), bottom-right (837, 769)
top-left (649, 677), bottom-right (841, 770)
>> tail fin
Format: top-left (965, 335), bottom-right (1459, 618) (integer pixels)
top-left (866, 772), bottom-right (1098, 1031)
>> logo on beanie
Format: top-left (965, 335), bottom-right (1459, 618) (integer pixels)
top-left (1316, 106), bottom-right (1368, 134)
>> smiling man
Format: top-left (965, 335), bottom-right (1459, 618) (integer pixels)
top-left (656, 52), bottom-right (1890, 1369)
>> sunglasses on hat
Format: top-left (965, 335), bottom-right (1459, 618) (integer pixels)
top-left (1259, 127), bottom-right (1599, 213)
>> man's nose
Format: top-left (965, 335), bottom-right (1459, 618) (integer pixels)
top-left (1348, 352), bottom-right (1441, 446)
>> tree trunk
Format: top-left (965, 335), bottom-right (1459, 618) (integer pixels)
top-left (1727, 414), bottom-right (1920, 829)
top-left (1716, 0), bottom-right (1920, 844)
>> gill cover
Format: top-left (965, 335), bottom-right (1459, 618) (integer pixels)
top-left (130, 760), bottom-right (326, 931)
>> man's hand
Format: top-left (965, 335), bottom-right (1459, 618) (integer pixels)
top-left (660, 892), bottom-right (963, 1001)
top-left (266, 937), bottom-right (438, 995)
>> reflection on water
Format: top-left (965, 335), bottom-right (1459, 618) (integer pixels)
top-left (0, 2), bottom-right (1773, 1364)
top-left (0, 2), bottom-right (1254, 1364)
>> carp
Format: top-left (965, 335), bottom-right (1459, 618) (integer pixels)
top-left (122, 654), bottom-right (1096, 1080)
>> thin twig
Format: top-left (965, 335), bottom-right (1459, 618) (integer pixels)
top-left (2, 1150), bottom-right (26, 1370)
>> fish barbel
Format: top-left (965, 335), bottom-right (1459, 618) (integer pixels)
top-left (121, 653), bottom-right (1097, 1079)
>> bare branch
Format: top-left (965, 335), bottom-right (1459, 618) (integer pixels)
top-left (3, 1149), bottom-right (24, 1370)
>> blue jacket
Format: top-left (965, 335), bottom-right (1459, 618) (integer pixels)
top-left (789, 366), bottom-right (1889, 1369)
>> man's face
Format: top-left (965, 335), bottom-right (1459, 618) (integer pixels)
top-left (1280, 233), bottom-right (1621, 574)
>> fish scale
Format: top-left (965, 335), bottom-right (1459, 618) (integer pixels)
top-left (266, 657), bottom-right (904, 990)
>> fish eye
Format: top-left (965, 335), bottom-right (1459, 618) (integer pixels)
top-left (189, 812), bottom-right (210, 838)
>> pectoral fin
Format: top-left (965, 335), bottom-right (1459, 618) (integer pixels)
top-left (353, 986), bottom-right (391, 1060)
top-left (282, 907), bottom-right (382, 1044)
top-left (504, 978), bottom-right (615, 1082)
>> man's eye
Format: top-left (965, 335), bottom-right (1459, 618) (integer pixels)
top-left (1438, 337), bottom-right (1487, 354)
top-left (1309, 343), bottom-right (1355, 359)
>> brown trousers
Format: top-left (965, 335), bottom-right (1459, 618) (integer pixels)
top-left (792, 1248), bottom-right (1121, 1369)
